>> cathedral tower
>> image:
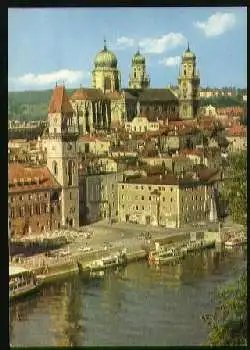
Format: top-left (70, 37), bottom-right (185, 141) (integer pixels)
top-left (178, 43), bottom-right (200, 120)
top-left (92, 39), bottom-right (121, 93)
top-left (128, 49), bottom-right (150, 89)
top-left (47, 85), bottom-right (79, 228)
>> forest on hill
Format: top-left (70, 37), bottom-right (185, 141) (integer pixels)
top-left (8, 88), bottom-right (76, 121)
top-left (8, 89), bottom-right (245, 122)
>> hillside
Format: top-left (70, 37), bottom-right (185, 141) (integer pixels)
top-left (8, 88), bottom-right (76, 121)
top-left (8, 89), bottom-right (246, 122)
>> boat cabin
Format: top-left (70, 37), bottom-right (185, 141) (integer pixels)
top-left (9, 265), bottom-right (36, 293)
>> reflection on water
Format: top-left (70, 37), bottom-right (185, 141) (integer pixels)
top-left (10, 246), bottom-right (247, 346)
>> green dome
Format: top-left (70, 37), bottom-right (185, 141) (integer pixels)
top-left (132, 49), bottom-right (145, 64)
top-left (183, 43), bottom-right (196, 59)
top-left (94, 41), bottom-right (117, 69)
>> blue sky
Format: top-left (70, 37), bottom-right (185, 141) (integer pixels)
top-left (8, 7), bottom-right (247, 92)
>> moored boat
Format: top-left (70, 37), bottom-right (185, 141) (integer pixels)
top-left (9, 265), bottom-right (40, 301)
top-left (225, 236), bottom-right (247, 248)
top-left (86, 250), bottom-right (127, 272)
top-left (181, 239), bottom-right (215, 254)
top-left (148, 245), bottom-right (183, 266)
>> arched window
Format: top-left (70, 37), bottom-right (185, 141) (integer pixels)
top-left (104, 77), bottom-right (111, 91)
top-left (52, 161), bottom-right (58, 176)
top-left (68, 160), bottom-right (74, 186)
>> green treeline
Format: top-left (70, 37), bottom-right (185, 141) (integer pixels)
top-left (199, 96), bottom-right (245, 108)
top-left (8, 88), bottom-right (75, 121)
top-left (8, 89), bottom-right (246, 122)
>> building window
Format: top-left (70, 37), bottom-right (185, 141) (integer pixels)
top-left (149, 196), bottom-right (151, 201)
top-left (142, 196), bottom-right (144, 200)
top-left (28, 194), bottom-right (32, 200)
top-left (142, 206), bottom-right (144, 210)
top-left (170, 198), bottom-right (173, 202)
top-left (148, 186), bottom-right (151, 190)
top-left (122, 185), bottom-right (124, 189)
top-left (68, 160), bottom-right (74, 186)
top-left (104, 77), bottom-right (111, 91)
top-left (19, 195), bottom-right (23, 201)
top-left (52, 161), bottom-right (58, 176)
top-left (170, 188), bottom-right (173, 192)
top-left (70, 192), bottom-right (72, 200)
top-left (162, 197), bottom-right (165, 202)
top-left (136, 205), bottom-right (138, 210)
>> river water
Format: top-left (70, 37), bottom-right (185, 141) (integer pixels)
top-left (10, 246), bottom-right (247, 347)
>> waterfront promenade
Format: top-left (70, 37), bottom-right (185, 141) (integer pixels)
top-left (10, 219), bottom-right (243, 280)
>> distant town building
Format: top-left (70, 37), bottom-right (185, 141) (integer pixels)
top-left (118, 170), bottom-right (219, 228)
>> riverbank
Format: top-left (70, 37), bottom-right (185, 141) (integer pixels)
top-left (10, 224), bottom-right (244, 289)
top-left (12, 230), bottom-right (188, 288)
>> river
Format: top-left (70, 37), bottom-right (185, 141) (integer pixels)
top-left (10, 246), bottom-right (247, 347)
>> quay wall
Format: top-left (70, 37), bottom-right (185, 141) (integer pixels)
top-left (21, 232), bottom-right (206, 286)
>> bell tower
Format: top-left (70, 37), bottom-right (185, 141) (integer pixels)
top-left (178, 43), bottom-right (200, 120)
top-left (129, 49), bottom-right (150, 89)
top-left (47, 84), bottom-right (79, 228)
top-left (92, 39), bottom-right (121, 93)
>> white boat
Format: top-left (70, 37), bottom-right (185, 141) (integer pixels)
top-left (225, 237), bottom-right (247, 248)
top-left (181, 240), bottom-right (215, 254)
top-left (87, 251), bottom-right (127, 272)
top-left (9, 265), bottom-right (40, 301)
top-left (149, 247), bottom-right (183, 266)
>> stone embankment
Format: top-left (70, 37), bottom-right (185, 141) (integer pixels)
top-left (12, 227), bottom-right (237, 286)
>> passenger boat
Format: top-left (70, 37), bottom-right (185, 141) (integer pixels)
top-left (225, 236), bottom-right (247, 248)
top-left (9, 265), bottom-right (40, 301)
top-left (148, 247), bottom-right (183, 266)
top-left (87, 251), bottom-right (127, 272)
top-left (181, 240), bottom-right (215, 254)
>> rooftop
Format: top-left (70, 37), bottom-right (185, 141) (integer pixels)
top-left (8, 163), bottom-right (61, 193)
top-left (48, 85), bottom-right (73, 114)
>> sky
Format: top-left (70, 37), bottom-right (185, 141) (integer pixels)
top-left (8, 7), bottom-right (247, 92)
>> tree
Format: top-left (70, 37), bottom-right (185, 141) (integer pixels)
top-left (202, 271), bottom-right (247, 346)
top-left (222, 151), bottom-right (247, 226)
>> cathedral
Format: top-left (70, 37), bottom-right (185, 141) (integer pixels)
top-left (69, 40), bottom-right (200, 134)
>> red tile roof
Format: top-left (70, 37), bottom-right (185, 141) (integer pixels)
top-left (105, 91), bottom-right (122, 100)
top-left (181, 149), bottom-right (204, 157)
top-left (48, 85), bottom-right (73, 114)
top-left (8, 163), bottom-right (61, 193)
top-left (71, 88), bottom-right (104, 101)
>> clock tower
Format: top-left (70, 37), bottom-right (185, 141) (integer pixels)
top-left (47, 84), bottom-right (79, 228)
top-left (178, 43), bottom-right (200, 120)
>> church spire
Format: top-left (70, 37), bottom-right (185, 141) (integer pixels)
top-left (103, 37), bottom-right (107, 51)
top-left (186, 41), bottom-right (190, 52)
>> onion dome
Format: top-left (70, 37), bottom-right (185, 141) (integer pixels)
top-left (183, 42), bottom-right (196, 59)
top-left (132, 49), bottom-right (145, 64)
top-left (94, 39), bottom-right (118, 69)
